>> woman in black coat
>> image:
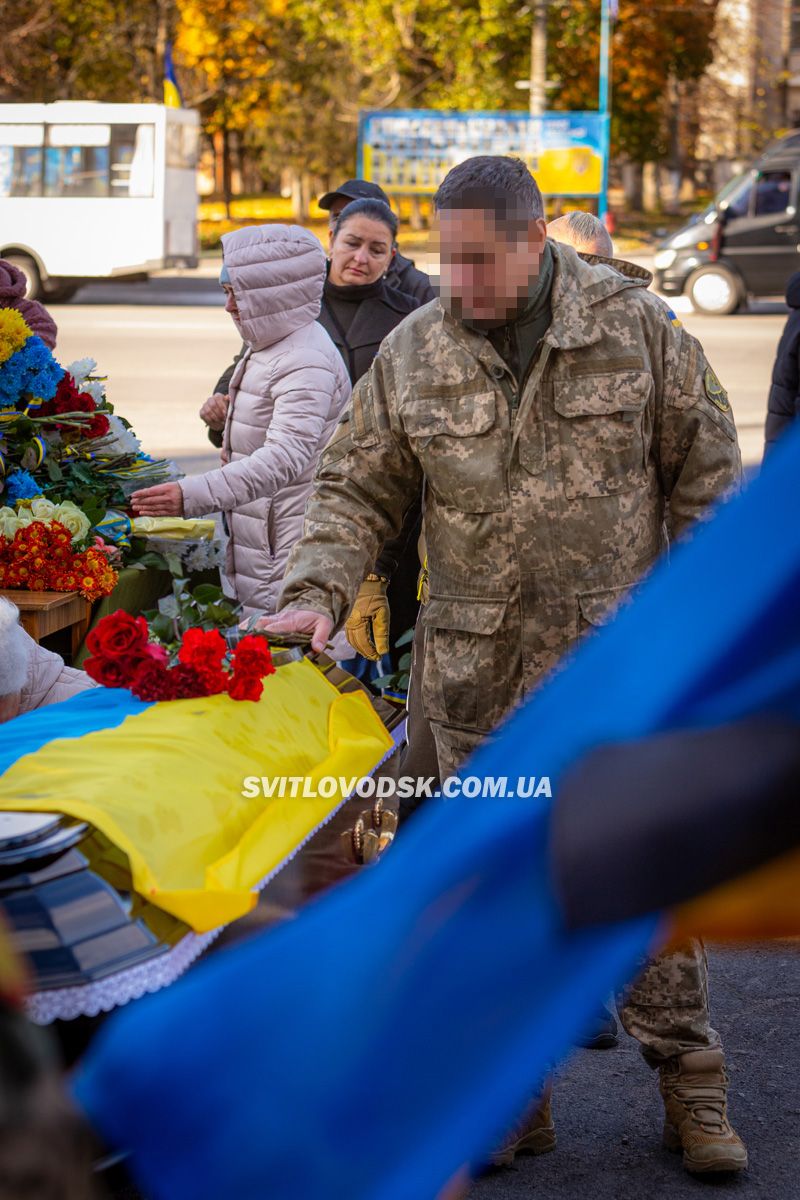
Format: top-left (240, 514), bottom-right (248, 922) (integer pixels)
top-left (319, 198), bottom-right (423, 681)
top-left (318, 198), bottom-right (420, 384)
top-left (765, 271), bottom-right (800, 456)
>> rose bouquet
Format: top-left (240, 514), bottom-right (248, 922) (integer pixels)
top-left (84, 611), bottom-right (275, 702)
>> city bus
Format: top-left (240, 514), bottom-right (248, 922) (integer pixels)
top-left (0, 101), bottom-right (199, 301)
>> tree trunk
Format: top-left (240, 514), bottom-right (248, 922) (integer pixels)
top-left (289, 170), bottom-right (303, 223)
top-left (621, 161), bottom-right (643, 211)
top-left (642, 162), bottom-right (661, 213)
top-left (222, 128), bottom-right (233, 219)
top-left (300, 172), bottom-right (313, 221)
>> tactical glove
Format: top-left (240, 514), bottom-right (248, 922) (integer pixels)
top-left (345, 574), bottom-right (390, 660)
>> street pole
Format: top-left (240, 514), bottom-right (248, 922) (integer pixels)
top-left (598, 0), bottom-right (612, 222)
top-left (529, 1), bottom-right (547, 117)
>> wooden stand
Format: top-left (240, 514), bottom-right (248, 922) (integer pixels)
top-left (0, 589), bottom-right (92, 659)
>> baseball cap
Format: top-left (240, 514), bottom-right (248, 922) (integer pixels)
top-left (318, 179), bottom-right (391, 211)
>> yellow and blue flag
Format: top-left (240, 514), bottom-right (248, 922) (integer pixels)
top-left (0, 659), bottom-right (393, 932)
top-left (164, 44), bottom-right (182, 109)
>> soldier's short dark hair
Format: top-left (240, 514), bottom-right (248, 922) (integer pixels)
top-left (434, 156), bottom-right (544, 221)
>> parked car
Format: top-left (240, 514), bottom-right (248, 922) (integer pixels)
top-left (654, 131), bottom-right (800, 314)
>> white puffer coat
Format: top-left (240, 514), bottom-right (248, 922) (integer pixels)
top-left (19, 630), bottom-right (96, 713)
top-left (180, 225), bottom-right (351, 616)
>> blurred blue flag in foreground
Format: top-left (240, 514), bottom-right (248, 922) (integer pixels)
top-left (73, 427), bottom-right (800, 1200)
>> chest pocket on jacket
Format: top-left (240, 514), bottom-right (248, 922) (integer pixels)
top-left (553, 371), bottom-right (651, 500)
top-left (403, 391), bottom-right (506, 513)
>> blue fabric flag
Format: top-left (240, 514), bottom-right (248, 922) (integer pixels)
top-left (73, 426), bottom-right (800, 1200)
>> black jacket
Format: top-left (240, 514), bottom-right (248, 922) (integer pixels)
top-left (386, 252), bottom-right (436, 306)
top-left (765, 272), bottom-right (800, 456)
top-left (318, 276), bottom-right (420, 386)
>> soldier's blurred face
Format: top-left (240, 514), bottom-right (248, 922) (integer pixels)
top-left (437, 208), bottom-right (548, 326)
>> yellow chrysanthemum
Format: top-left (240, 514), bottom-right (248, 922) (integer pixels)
top-left (0, 308), bottom-right (33, 366)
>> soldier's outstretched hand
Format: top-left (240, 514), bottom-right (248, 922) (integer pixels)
top-left (254, 609), bottom-right (333, 654)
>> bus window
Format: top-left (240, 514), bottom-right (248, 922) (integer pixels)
top-left (110, 124), bottom-right (155, 198)
top-left (45, 125), bottom-right (109, 197)
top-left (0, 124), bottom-right (43, 197)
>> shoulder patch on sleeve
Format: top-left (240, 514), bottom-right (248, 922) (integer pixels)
top-left (703, 366), bottom-right (730, 412)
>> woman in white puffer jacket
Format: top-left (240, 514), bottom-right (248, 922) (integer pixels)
top-left (131, 225), bottom-right (352, 617)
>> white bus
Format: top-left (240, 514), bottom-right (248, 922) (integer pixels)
top-left (0, 101), bottom-right (199, 301)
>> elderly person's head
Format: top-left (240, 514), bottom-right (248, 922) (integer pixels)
top-left (433, 156), bottom-right (548, 327)
top-left (547, 211), bottom-right (614, 259)
top-left (0, 601), bottom-right (27, 724)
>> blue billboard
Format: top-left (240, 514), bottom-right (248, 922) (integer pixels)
top-left (358, 109), bottom-right (605, 197)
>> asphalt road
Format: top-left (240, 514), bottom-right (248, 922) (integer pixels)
top-left (51, 261), bottom-right (784, 473)
top-left (471, 943), bottom-right (800, 1200)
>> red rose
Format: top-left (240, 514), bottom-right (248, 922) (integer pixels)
top-left (84, 655), bottom-right (136, 689)
top-left (85, 610), bottom-right (150, 660)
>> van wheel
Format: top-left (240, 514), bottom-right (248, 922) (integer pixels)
top-left (3, 254), bottom-right (42, 301)
top-left (686, 265), bottom-right (743, 315)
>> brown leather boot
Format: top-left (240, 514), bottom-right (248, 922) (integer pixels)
top-left (489, 1082), bottom-right (555, 1167)
top-left (659, 1048), bottom-right (748, 1174)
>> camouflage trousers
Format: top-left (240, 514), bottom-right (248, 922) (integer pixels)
top-left (432, 720), bottom-right (721, 1065)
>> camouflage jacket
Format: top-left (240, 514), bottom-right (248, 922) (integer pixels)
top-left (280, 241), bottom-right (742, 734)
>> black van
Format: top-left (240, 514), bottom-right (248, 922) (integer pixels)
top-left (653, 132), bottom-right (800, 314)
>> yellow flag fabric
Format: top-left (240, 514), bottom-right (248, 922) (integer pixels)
top-left (164, 80), bottom-right (182, 109)
top-left (0, 660), bottom-right (392, 932)
top-left (130, 516), bottom-right (216, 541)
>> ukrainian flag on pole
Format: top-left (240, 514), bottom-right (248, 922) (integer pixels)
top-left (164, 43), bottom-right (182, 108)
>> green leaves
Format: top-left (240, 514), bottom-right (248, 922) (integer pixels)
top-left (145, 577), bottom-right (241, 648)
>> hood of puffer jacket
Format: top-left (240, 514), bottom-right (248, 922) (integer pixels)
top-left (221, 225), bottom-right (327, 351)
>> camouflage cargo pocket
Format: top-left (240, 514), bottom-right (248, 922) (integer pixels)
top-left (421, 596), bottom-right (509, 731)
top-left (403, 391), bottom-right (506, 513)
top-left (553, 372), bottom-right (650, 499)
top-left (576, 582), bottom-right (636, 639)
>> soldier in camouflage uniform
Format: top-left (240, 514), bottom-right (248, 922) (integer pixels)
top-left (261, 157), bottom-right (747, 1175)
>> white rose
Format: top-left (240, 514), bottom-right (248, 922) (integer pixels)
top-left (0, 507), bottom-right (20, 539)
top-left (30, 497), bottom-right (56, 521)
top-left (52, 501), bottom-right (91, 544)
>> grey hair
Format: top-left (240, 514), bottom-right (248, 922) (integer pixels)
top-left (547, 211), bottom-right (614, 257)
top-left (434, 156), bottom-right (544, 221)
top-left (0, 599), bottom-right (28, 698)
